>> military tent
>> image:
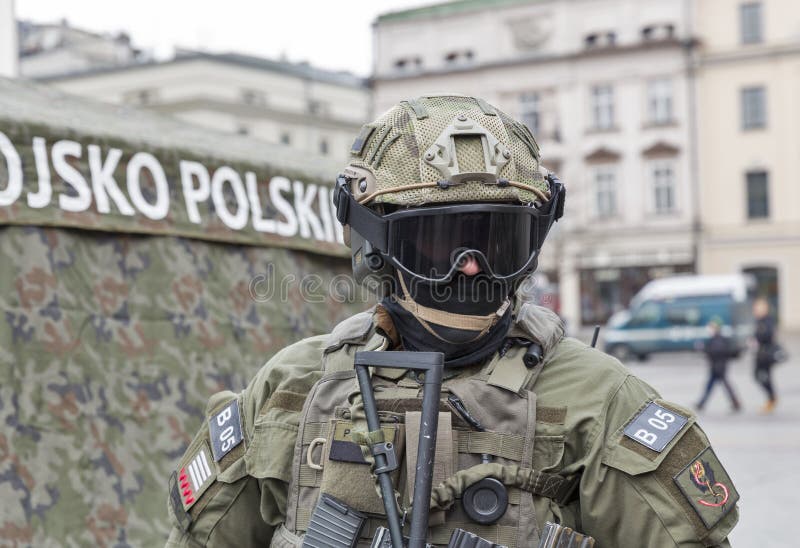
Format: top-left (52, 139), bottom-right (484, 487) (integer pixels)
top-left (0, 77), bottom-right (367, 546)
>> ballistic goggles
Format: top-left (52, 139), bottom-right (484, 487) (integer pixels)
top-left (334, 174), bottom-right (565, 283)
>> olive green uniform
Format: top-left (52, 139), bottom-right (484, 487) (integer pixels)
top-left (166, 305), bottom-right (738, 547)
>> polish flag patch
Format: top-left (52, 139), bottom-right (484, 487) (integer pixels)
top-left (178, 443), bottom-right (215, 511)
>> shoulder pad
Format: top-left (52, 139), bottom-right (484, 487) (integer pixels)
top-left (323, 308), bottom-right (376, 353)
top-left (508, 302), bottom-right (564, 356)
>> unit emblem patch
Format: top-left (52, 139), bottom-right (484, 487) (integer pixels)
top-left (208, 399), bottom-right (244, 462)
top-left (674, 447), bottom-right (739, 528)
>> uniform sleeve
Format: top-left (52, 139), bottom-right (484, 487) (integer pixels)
top-left (164, 336), bottom-right (328, 547)
top-left (578, 375), bottom-right (739, 547)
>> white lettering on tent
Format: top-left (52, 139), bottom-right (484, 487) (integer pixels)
top-left (269, 176), bottom-right (299, 238)
top-left (211, 166), bottom-right (249, 230)
top-left (127, 152), bottom-right (169, 220)
top-left (293, 181), bottom-right (324, 241)
top-left (53, 140), bottom-right (92, 213)
top-left (246, 171), bottom-right (276, 234)
top-left (88, 145), bottom-right (135, 216)
top-left (0, 131), bottom-right (23, 207)
top-left (317, 185), bottom-right (336, 244)
top-left (180, 160), bottom-right (210, 224)
top-left (28, 137), bottom-right (52, 209)
top-left (0, 135), bottom-right (345, 249)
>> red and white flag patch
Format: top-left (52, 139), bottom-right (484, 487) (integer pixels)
top-left (178, 442), bottom-right (215, 511)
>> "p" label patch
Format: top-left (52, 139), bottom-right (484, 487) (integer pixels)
top-left (208, 399), bottom-right (244, 462)
top-left (623, 401), bottom-right (688, 452)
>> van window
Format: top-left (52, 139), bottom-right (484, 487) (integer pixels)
top-left (629, 301), bottom-right (663, 327)
top-left (664, 303), bottom-right (702, 326)
top-left (667, 296), bottom-right (732, 326)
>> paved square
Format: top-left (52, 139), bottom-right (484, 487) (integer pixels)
top-left (616, 333), bottom-right (800, 547)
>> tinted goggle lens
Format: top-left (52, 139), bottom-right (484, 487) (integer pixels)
top-left (387, 207), bottom-right (548, 281)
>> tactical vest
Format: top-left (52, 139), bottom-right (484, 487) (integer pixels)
top-left (270, 303), bottom-right (572, 548)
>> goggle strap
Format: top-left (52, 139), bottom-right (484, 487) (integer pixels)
top-left (335, 178), bottom-right (389, 251)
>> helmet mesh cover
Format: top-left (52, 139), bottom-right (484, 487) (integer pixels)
top-left (349, 95), bottom-right (547, 206)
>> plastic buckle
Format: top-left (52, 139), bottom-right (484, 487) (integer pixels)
top-left (371, 441), bottom-right (398, 474)
top-left (334, 175), bottom-right (351, 224)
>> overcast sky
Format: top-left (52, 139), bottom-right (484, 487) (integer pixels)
top-left (16, 0), bottom-right (436, 76)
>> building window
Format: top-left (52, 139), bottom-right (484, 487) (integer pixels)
top-left (746, 170), bottom-right (769, 219)
top-left (740, 2), bottom-right (763, 44)
top-left (519, 92), bottom-right (541, 135)
top-left (594, 167), bottom-right (617, 217)
top-left (647, 78), bottom-right (673, 124)
top-left (319, 139), bottom-right (329, 155)
top-left (394, 56), bottom-right (422, 72)
top-left (591, 85), bottom-right (615, 130)
top-left (651, 161), bottom-right (676, 213)
top-left (444, 50), bottom-right (475, 66)
top-left (280, 132), bottom-right (291, 145)
top-left (741, 86), bottom-right (767, 129)
top-left (240, 89), bottom-right (267, 107)
top-left (123, 88), bottom-right (158, 105)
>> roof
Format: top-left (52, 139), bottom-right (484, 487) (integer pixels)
top-left (36, 50), bottom-right (368, 89)
top-left (0, 76), bottom-right (341, 179)
top-left (632, 275), bottom-right (755, 306)
top-left (376, 0), bottom-right (542, 23)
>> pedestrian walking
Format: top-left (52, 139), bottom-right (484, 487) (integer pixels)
top-left (753, 298), bottom-right (779, 413)
top-left (696, 317), bottom-right (741, 412)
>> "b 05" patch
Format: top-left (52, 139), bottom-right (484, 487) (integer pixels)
top-left (208, 399), bottom-right (244, 462)
top-left (623, 401), bottom-right (688, 453)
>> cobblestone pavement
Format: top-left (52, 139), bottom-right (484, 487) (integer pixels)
top-left (610, 332), bottom-right (800, 547)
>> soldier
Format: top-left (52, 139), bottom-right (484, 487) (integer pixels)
top-left (165, 96), bottom-right (739, 547)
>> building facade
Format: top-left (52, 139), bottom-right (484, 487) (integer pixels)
top-left (0, 0), bottom-right (16, 77)
top-left (373, 0), bottom-right (697, 328)
top-left (27, 24), bottom-right (371, 166)
top-left (695, 0), bottom-right (800, 329)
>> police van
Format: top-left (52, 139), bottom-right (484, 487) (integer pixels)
top-left (603, 274), bottom-right (754, 361)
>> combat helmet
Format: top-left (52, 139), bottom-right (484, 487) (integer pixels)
top-left (334, 94), bottom-right (565, 291)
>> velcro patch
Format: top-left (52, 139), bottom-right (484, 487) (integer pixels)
top-left (169, 471), bottom-right (192, 531)
top-left (178, 442), bottom-right (216, 511)
top-left (208, 399), bottom-right (244, 462)
top-left (674, 447), bottom-right (739, 528)
top-left (350, 125), bottom-right (375, 156)
top-left (623, 401), bottom-right (688, 453)
top-left (329, 421), bottom-right (397, 464)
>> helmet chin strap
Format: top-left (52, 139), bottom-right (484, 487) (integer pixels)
top-left (395, 271), bottom-right (511, 344)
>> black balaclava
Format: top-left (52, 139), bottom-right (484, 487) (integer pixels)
top-left (381, 270), bottom-right (514, 368)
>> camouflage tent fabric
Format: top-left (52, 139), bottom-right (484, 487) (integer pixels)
top-left (0, 78), bottom-right (367, 546)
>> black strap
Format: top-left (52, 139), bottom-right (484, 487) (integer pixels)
top-left (334, 175), bottom-right (389, 251)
